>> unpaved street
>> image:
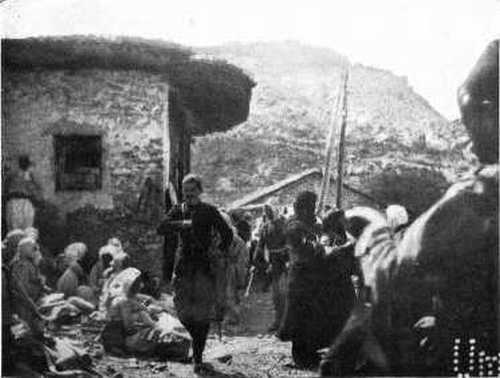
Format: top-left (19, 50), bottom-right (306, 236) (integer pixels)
top-left (71, 290), bottom-right (318, 377)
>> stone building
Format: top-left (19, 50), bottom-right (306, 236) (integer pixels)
top-left (1, 36), bottom-right (255, 277)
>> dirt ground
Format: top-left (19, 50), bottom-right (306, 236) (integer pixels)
top-left (61, 288), bottom-right (319, 378)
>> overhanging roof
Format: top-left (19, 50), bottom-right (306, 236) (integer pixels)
top-left (2, 36), bottom-right (256, 135)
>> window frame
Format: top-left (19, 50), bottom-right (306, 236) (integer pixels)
top-left (54, 134), bottom-right (104, 192)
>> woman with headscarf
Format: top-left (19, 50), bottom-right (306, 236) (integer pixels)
top-left (24, 226), bottom-right (57, 288)
top-left (56, 242), bottom-right (92, 300)
top-left (89, 245), bottom-right (117, 297)
top-left (10, 237), bottom-right (49, 335)
top-left (100, 251), bottom-right (131, 311)
top-left (3, 229), bottom-right (26, 264)
top-left (3, 237), bottom-right (47, 372)
top-left (11, 237), bottom-right (44, 302)
top-left (102, 267), bottom-right (190, 359)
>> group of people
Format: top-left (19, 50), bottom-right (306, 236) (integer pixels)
top-left (156, 173), bottom-right (410, 373)
top-left (1, 217), bottom-right (191, 375)
top-left (252, 191), bottom-right (409, 369)
top-left (157, 174), bottom-right (252, 374)
top-left (0, 143), bottom-right (411, 376)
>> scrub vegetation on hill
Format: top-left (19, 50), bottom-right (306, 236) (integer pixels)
top-left (192, 41), bottom-right (474, 216)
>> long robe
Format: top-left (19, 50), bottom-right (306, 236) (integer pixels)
top-left (279, 216), bottom-right (324, 368)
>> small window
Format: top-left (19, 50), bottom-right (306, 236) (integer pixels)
top-left (54, 135), bottom-right (103, 191)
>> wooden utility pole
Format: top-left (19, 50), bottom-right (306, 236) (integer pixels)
top-left (335, 69), bottom-right (349, 209)
top-left (317, 68), bottom-right (348, 215)
top-left (161, 88), bottom-right (170, 209)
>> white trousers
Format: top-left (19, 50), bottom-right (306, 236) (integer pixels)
top-left (6, 198), bottom-right (35, 231)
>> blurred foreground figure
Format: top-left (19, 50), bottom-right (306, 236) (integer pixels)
top-left (320, 40), bottom-right (499, 376)
top-left (457, 40), bottom-right (498, 164)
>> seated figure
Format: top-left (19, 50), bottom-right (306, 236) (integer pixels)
top-left (56, 242), bottom-right (96, 305)
top-left (101, 267), bottom-right (190, 360)
top-left (11, 237), bottom-right (45, 303)
top-left (2, 229), bottom-right (26, 264)
top-left (89, 245), bottom-right (116, 297)
top-left (100, 252), bottom-right (131, 311)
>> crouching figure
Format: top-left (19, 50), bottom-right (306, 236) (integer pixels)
top-left (101, 267), bottom-right (191, 360)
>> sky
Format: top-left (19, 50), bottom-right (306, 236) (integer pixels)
top-left (1, 0), bottom-right (499, 119)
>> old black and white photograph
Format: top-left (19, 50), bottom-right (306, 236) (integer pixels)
top-left (1, 0), bottom-right (499, 376)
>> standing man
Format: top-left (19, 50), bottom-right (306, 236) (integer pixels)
top-left (256, 204), bottom-right (289, 332)
top-left (4, 155), bottom-right (42, 231)
top-left (157, 174), bottom-right (233, 374)
top-left (278, 191), bottom-right (324, 368)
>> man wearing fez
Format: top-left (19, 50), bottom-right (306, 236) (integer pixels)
top-left (157, 174), bottom-right (233, 374)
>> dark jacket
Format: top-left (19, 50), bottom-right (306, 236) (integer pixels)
top-left (158, 202), bottom-right (233, 273)
top-left (157, 202), bottom-right (233, 323)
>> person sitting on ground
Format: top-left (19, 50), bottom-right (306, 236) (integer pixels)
top-left (3, 229), bottom-right (26, 264)
top-left (103, 251), bottom-right (130, 281)
top-left (10, 237), bottom-right (51, 334)
top-left (3, 239), bottom-right (48, 373)
top-left (100, 252), bottom-right (131, 311)
top-left (24, 226), bottom-right (57, 288)
top-left (11, 237), bottom-right (46, 303)
top-left (57, 242), bottom-right (95, 303)
top-left (89, 245), bottom-right (116, 297)
top-left (102, 267), bottom-right (190, 360)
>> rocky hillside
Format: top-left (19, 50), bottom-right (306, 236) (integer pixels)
top-left (192, 41), bottom-right (473, 208)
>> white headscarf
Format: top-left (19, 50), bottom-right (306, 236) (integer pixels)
top-left (6, 229), bottom-right (26, 241)
top-left (99, 244), bottom-right (118, 259)
top-left (110, 267), bottom-right (141, 298)
top-left (64, 242), bottom-right (87, 264)
top-left (385, 204), bottom-right (409, 231)
top-left (17, 237), bottom-right (41, 264)
top-left (107, 237), bottom-right (124, 254)
top-left (24, 227), bottom-right (39, 242)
